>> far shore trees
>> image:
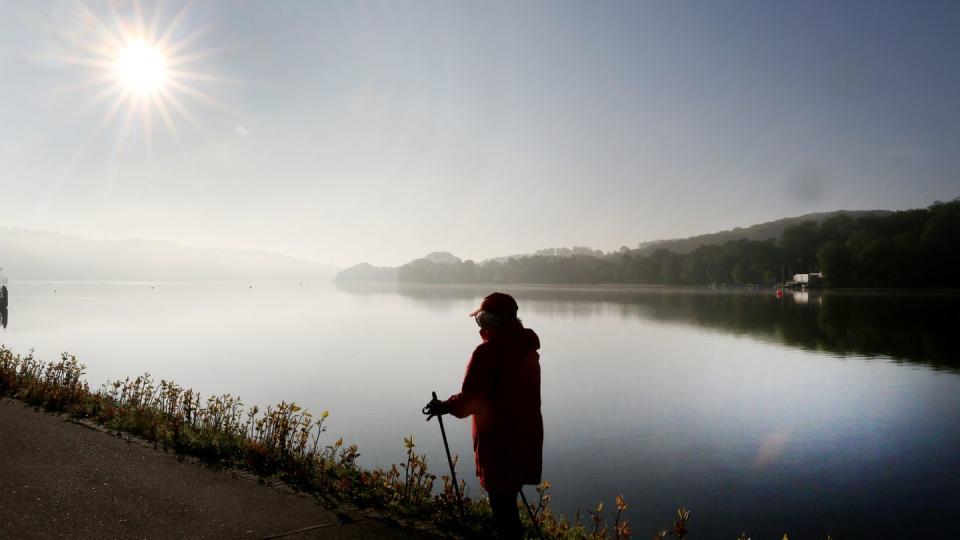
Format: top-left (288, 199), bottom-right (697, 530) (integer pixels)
top-left (338, 200), bottom-right (960, 289)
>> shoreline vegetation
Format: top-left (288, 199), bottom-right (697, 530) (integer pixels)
top-left (0, 345), bottom-right (841, 540)
top-left (0, 345), bottom-right (704, 539)
top-left (337, 200), bottom-right (959, 289)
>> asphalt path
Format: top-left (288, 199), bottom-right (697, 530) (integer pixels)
top-left (0, 398), bottom-right (431, 539)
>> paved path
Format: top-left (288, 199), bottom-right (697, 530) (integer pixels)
top-left (0, 398), bottom-right (433, 539)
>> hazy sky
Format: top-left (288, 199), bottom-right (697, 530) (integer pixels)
top-left (1, 1), bottom-right (958, 266)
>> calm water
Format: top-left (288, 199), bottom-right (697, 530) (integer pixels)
top-left (2, 281), bottom-right (958, 538)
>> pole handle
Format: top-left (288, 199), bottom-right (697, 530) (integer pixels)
top-left (423, 392), bottom-right (442, 420)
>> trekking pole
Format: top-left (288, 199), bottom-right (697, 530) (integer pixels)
top-left (424, 391), bottom-right (465, 517)
top-left (519, 488), bottom-right (543, 539)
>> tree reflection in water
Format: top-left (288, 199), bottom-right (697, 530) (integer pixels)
top-left (336, 283), bottom-right (960, 370)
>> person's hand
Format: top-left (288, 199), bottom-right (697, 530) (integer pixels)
top-left (422, 398), bottom-right (447, 421)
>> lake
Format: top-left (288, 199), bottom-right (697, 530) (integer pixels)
top-left (1, 281), bottom-right (958, 538)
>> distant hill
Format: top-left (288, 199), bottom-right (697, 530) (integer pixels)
top-left (635, 210), bottom-right (891, 255)
top-left (337, 209), bottom-right (900, 283)
top-left (421, 251), bottom-right (462, 264)
top-left (333, 262), bottom-right (399, 282)
top-left (0, 227), bottom-right (339, 281)
top-left (484, 246), bottom-right (605, 264)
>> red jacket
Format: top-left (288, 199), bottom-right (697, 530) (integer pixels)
top-left (443, 320), bottom-right (543, 493)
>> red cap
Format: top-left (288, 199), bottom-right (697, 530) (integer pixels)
top-left (468, 292), bottom-right (519, 318)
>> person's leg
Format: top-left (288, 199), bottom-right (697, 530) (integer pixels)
top-left (488, 490), bottom-right (523, 539)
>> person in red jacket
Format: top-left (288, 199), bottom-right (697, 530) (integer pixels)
top-left (425, 292), bottom-right (543, 539)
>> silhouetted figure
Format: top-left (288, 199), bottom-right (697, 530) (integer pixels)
top-left (425, 292), bottom-right (543, 539)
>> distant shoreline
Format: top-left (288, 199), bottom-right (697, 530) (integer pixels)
top-left (3, 279), bottom-right (335, 284)
top-left (5, 279), bottom-right (958, 295)
top-left (335, 281), bottom-right (960, 296)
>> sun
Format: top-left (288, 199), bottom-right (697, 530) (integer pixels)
top-left (115, 41), bottom-right (167, 93)
top-left (47, 2), bottom-right (237, 151)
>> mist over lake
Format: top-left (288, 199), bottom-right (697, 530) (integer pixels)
top-left (2, 281), bottom-right (957, 538)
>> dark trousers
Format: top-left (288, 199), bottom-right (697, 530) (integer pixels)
top-left (488, 490), bottom-right (523, 539)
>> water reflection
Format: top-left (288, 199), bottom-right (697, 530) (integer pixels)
top-left (1, 283), bottom-right (8, 329)
top-left (336, 283), bottom-right (960, 369)
top-left (3, 281), bottom-right (956, 537)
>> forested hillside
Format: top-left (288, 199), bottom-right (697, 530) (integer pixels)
top-left (339, 201), bottom-right (959, 288)
top-left (635, 210), bottom-right (889, 255)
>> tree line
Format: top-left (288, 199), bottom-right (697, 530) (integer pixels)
top-left (396, 200), bottom-right (960, 288)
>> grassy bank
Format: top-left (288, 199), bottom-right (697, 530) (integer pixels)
top-left (1, 345), bottom-right (798, 539)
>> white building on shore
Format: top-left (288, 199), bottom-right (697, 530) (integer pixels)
top-left (792, 272), bottom-right (824, 285)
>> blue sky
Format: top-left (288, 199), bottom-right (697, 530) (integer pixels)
top-left (1, 1), bottom-right (958, 266)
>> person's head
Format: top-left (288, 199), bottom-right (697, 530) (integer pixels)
top-left (469, 292), bottom-right (519, 330)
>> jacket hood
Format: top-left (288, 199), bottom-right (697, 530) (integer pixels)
top-left (484, 320), bottom-right (540, 353)
top-left (519, 327), bottom-right (540, 353)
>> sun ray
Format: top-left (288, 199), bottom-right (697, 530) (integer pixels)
top-left (43, 65), bottom-right (117, 94)
top-left (146, 0), bottom-right (163, 44)
top-left (158, 86), bottom-right (202, 130)
top-left (76, 3), bottom-right (125, 51)
top-left (153, 91), bottom-right (185, 151)
top-left (156, 1), bottom-right (194, 50)
top-left (74, 82), bottom-right (126, 117)
top-left (119, 92), bottom-right (142, 143)
top-left (50, 0), bottom-right (240, 161)
top-left (52, 54), bottom-right (116, 70)
top-left (165, 78), bottom-right (234, 114)
top-left (165, 68), bottom-right (245, 86)
top-left (56, 28), bottom-right (115, 60)
top-left (47, 72), bottom-right (117, 97)
top-left (106, 3), bottom-right (133, 47)
top-left (133, 0), bottom-right (146, 39)
top-left (142, 91), bottom-right (155, 149)
top-left (75, 40), bottom-right (118, 60)
top-left (164, 22), bottom-right (215, 58)
top-left (39, 89), bottom-right (130, 213)
top-left (165, 44), bottom-right (235, 68)
top-left (101, 90), bottom-right (131, 128)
